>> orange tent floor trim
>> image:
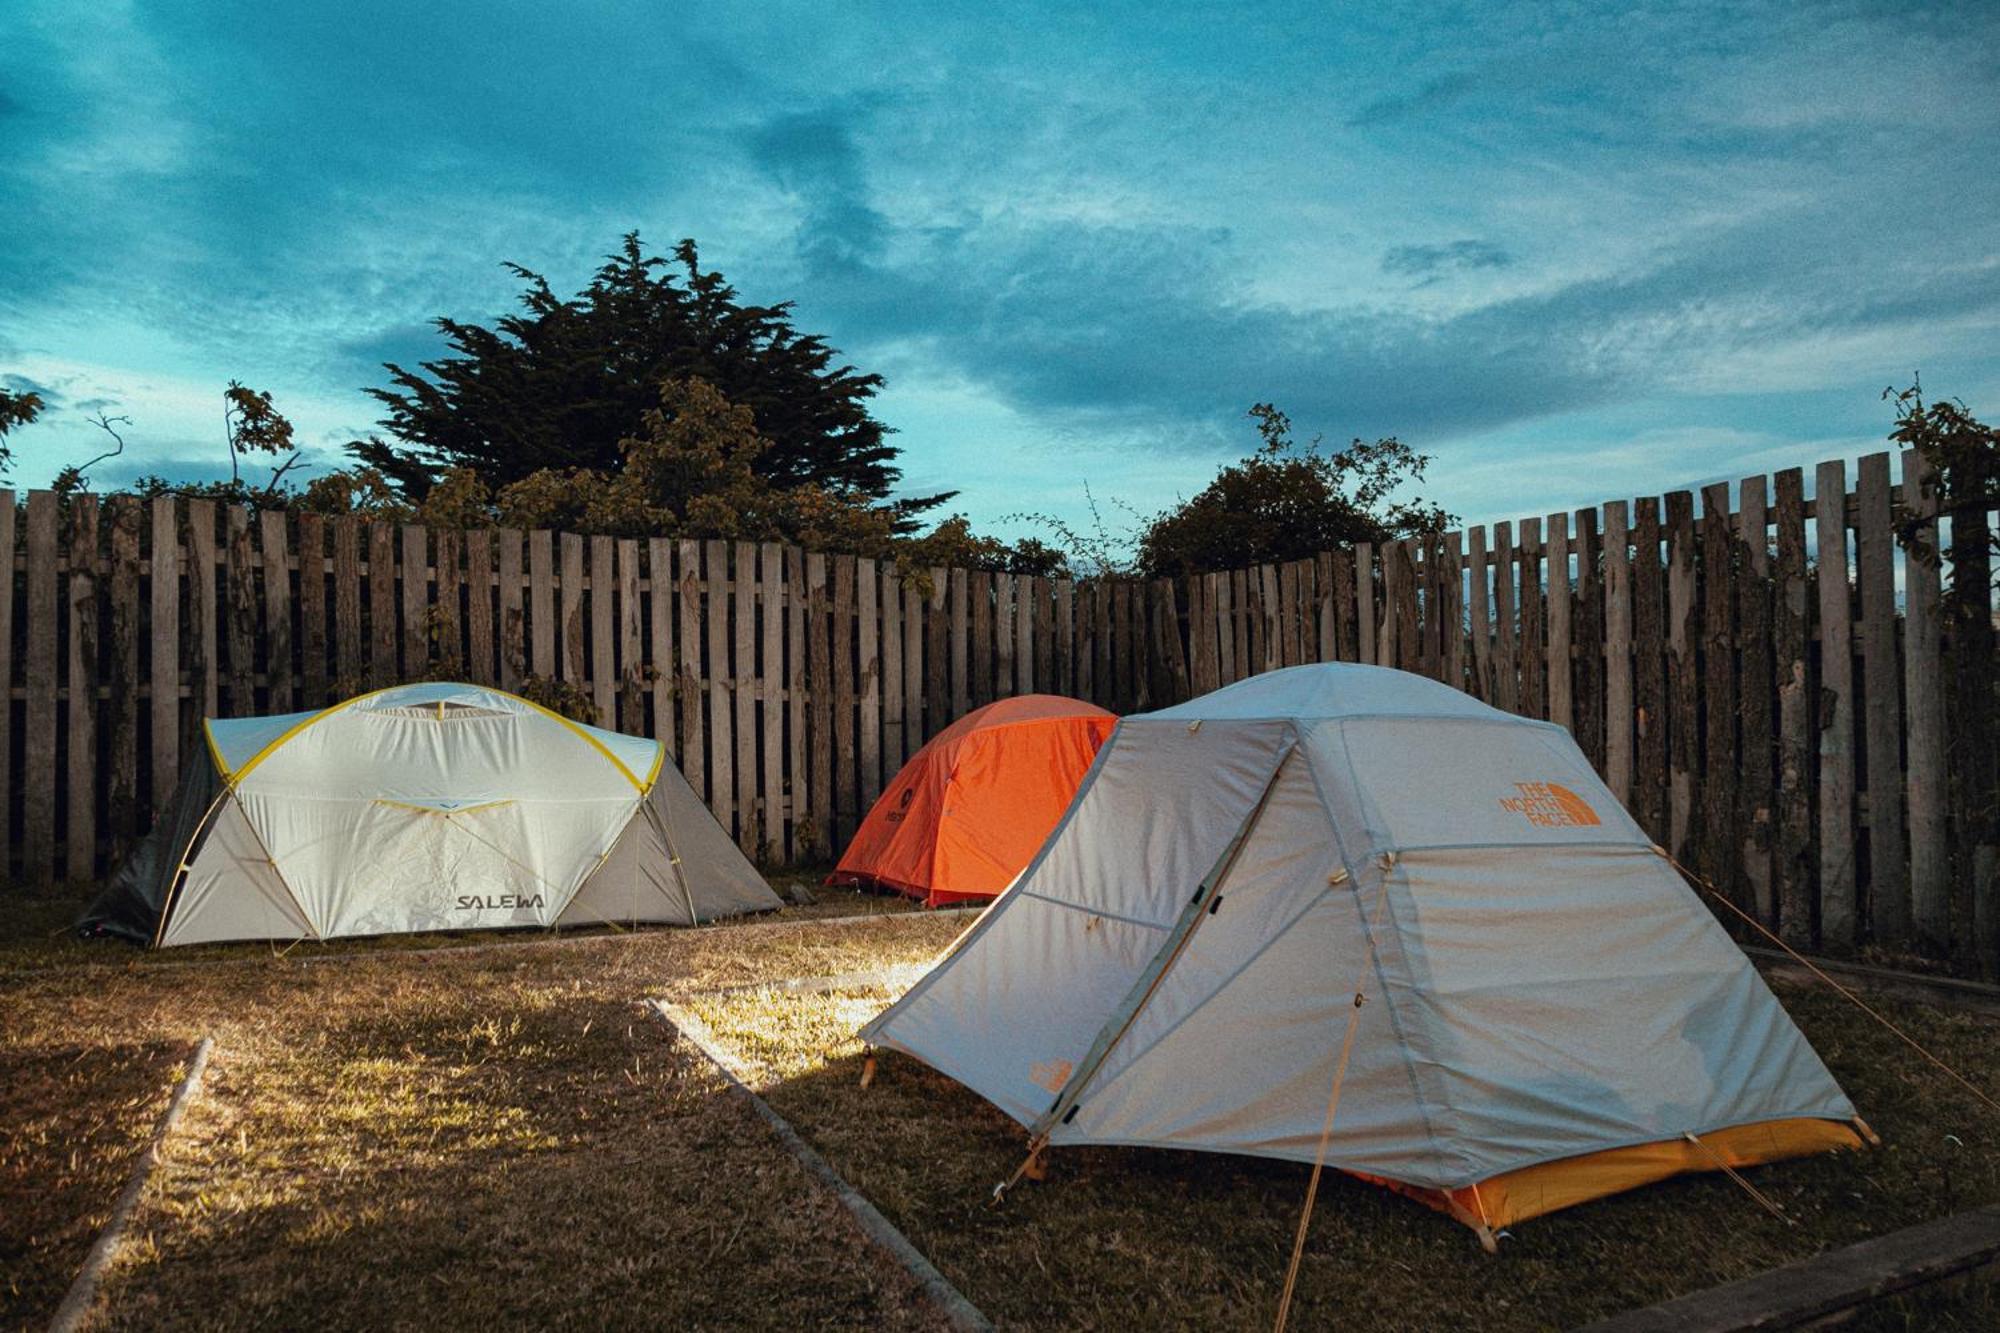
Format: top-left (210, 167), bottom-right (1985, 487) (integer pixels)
top-left (1351, 1116), bottom-right (1867, 1232)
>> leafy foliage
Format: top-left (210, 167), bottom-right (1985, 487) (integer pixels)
top-left (1130, 404), bottom-right (1453, 579)
top-left (1889, 376), bottom-right (1999, 596)
top-left (0, 384), bottom-right (43, 481)
top-left (352, 232), bottom-right (946, 529)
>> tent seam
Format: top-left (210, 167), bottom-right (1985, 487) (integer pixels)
top-left (1320, 719), bottom-right (1476, 1186)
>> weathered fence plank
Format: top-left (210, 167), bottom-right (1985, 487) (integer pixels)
top-left (733, 541), bottom-right (757, 851)
top-left (807, 551), bottom-right (833, 857)
top-left (950, 568), bottom-right (971, 719)
top-left (0, 495), bottom-right (13, 869)
top-left (68, 496), bottom-right (100, 880)
top-left (1901, 448), bottom-right (1948, 956)
top-left (225, 507), bottom-right (257, 715)
top-left (399, 524), bottom-right (426, 684)
top-left (1856, 452), bottom-right (1907, 947)
top-left (857, 556), bottom-right (881, 817)
top-left (648, 537), bottom-right (674, 754)
top-left (1631, 498), bottom-right (1666, 842)
top-left (1815, 460), bottom-right (1858, 949)
top-left (496, 528), bottom-right (523, 689)
top-left (1055, 578), bottom-right (1074, 698)
top-left (882, 563), bottom-right (905, 772)
top-left (1013, 574), bottom-right (1034, 696)
top-left (1598, 506), bottom-right (1628, 797)
top-left (925, 569), bottom-right (948, 741)
top-left (1666, 491), bottom-right (1697, 861)
top-left (1701, 483), bottom-right (1740, 907)
top-left (24, 492), bottom-right (57, 886)
top-left (148, 497), bottom-right (179, 807)
top-left (186, 502), bottom-right (219, 763)
top-left (972, 570), bottom-right (995, 707)
top-left (1463, 530), bottom-right (1488, 699)
top-left (333, 516), bottom-right (363, 692)
top-left (1518, 518), bottom-right (1545, 719)
top-left (432, 527), bottom-right (461, 677)
top-left (904, 578), bottom-right (925, 744)
top-left (1491, 522), bottom-right (1516, 711)
top-left (528, 530), bottom-right (555, 680)
top-left (1032, 576), bottom-right (1054, 696)
top-left (705, 539), bottom-right (733, 832)
top-left (464, 528), bottom-right (493, 687)
top-left (996, 575), bottom-right (1017, 706)
top-left (787, 546), bottom-right (809, 857)
top-left (678, 539), bottom-right (705, 801)
top-left (297, 512), bottom-right (328, 707)
top-left (1772, 470), bottom-right (1813, 946)
top-left (1737, 477), bottom-right (1775, 925)
top-left (106, 499), bottom-right (141, 857)
top-left (559, 532), bottom-right (586, 683)
top-left (833, 556), bottom-right (858, 844)
top-left (618, 537), bottom-right (643, 734)
top-left (1572, 509), bottom-right (1604, 773)
top-left (761, 542), bottom-right (784, 858)
top-left (589, 536), bottom-right (616, 725)
top-left (258, 510), bottom-right (292, 713)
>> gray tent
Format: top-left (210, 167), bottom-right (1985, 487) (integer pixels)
top-left (861, 663), bottom-right (1865, 1240)
top-left (83, 683), bottom-right (781, 946)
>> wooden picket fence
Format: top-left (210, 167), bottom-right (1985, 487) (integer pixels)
top-left (3, 448), bottom-right (1995, 970)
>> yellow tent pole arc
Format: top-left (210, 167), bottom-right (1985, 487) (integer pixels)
top-left (215, 684), bottom-right (654, 795)
top-left (216, 685), bottom-right (405, 785)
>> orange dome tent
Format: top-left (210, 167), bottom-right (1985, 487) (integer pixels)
top-left (831, 695), bottom-right (1116, 907)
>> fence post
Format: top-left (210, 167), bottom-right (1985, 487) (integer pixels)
top-left (1815, 460), bottom-right (1858, 949)
top-left (1772, 470), bottom-right (1814, 946)
top-left (1901, 449), bottom-right (1948, 956)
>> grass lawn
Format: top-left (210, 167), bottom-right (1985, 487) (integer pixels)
top-left (1, 884), bottom-right (958, 1332)
top-left (4, 877), bottom-right (1996, 1331)
top-left (688, 974), bottom-right (2000, 1331)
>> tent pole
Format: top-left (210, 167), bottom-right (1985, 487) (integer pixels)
top-left (642, 792), bottom-right (702, 925)
top-left (150, 785), bottom-right (232, 950)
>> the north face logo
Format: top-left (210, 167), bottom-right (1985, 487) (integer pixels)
top-left (1498, 782), bottom-right (1601, 828)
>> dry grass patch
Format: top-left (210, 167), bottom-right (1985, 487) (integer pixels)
top-left (689, 979), bottom-right (2000, 1331)
top-left (0, 896), bottom-right (966, 1330)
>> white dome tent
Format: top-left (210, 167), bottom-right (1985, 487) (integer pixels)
top-left (860, 663), bottom-right (1865, 1240)
top-left (83, 682), bottom-right (781, 946)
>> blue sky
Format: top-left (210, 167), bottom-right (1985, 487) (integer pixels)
top-left (4, 1), bottom-right (1997, 540)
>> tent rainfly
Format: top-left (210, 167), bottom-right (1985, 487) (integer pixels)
top-left (859, 663), bottom-right (1868, 1241)
top-left (830, 694), bottom-right (1116, 907)
top-left (81, 682), bottom-right (782, 947)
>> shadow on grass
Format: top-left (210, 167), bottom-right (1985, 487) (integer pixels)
top-left (693, 981), bottom-right (2000, 1331)
top-left (1, 1039), bottom-right (188, 1328)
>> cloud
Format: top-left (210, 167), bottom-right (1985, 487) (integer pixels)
top-left (1381, 240), bottom-right (1514, 282)
top-left (2, 372), bottom-right (58, 405)
top-left (2, 0), bottom-right (1998, 536)
top-left (746, 101), bottom-right (892, 273)
top-left (1345, 71), bottom-right (1478, 127)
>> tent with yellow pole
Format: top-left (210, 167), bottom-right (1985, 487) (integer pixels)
top-left (858, 663), bottom-right (1868, 1243)
top-left (80, 682), bottom-right (781, 946)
